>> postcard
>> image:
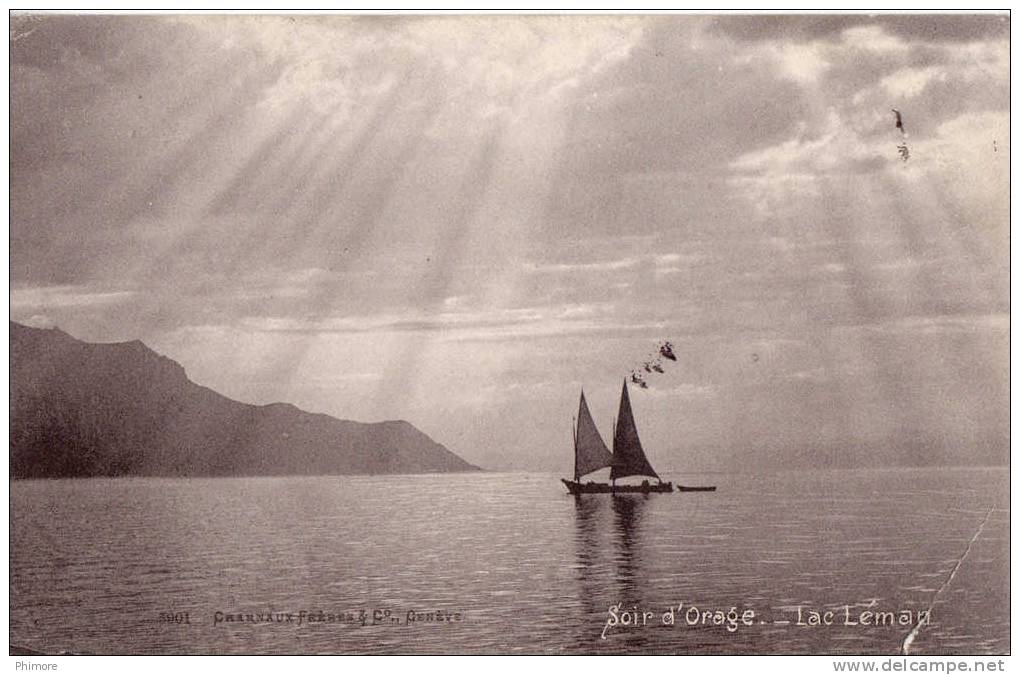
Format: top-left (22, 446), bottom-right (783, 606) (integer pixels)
top-left (8, 11), bottom-right (1009, 659)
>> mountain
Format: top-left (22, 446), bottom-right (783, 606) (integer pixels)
top-left (9, 321), bottom-right (480, 478)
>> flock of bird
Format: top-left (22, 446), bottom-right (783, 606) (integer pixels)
top-left (623, 109), bottom-right (911, 391)
top-left (628, 340), bottom-right (677, 389)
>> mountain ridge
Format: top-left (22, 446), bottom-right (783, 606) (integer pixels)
top-left (10, 321), bottom-right (480, 478)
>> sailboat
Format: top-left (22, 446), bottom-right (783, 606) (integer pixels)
top-left (561, 380), bottom-right (674, 494)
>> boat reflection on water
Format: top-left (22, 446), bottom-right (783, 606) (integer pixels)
top-left (571, 493), bottom-right (651, 651)
top-left (610, 494), bottom-right (647, 599)
top-left (570, 493), bottom-right (606, 643)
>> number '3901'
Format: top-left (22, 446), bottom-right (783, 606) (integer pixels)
top-left (158, 612), bottom-right (191, 624)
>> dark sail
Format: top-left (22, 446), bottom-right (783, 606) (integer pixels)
top-left (574, 391), bottom-right (614, 480)
top-left (610, 380), bottom-right (660, 481)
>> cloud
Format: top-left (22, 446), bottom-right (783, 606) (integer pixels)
top-left (860, 312), bottom-right (1008, 336)
top-left (231, 300), bottom-right (663, 342)
top-left (523, 256), bottom-right (641, 274)
top-left (727, 20), bottom-right (1008, 196)
top-left (8, 15), bottom-right (1008, 469)
top-left (730, 109), bottom-right (890, 177)
top-left (747, 41), bottom-right (831, 84)
top-left (880, 66), bottom-right (947, 98)
top-left (841, 24), bottom-right (910, 53)
top-left (19, 314), bottom-right (57, 329)
top-left (710, 14), bottom-right (1008, 44)
top-left (11, 285), bottom-right (136, 309)
top-left (177, 15), bottom-right (645, 124)
top-left (815, 262), bottom-right (847, 275)
top-left (642, 381), bottom-right (717, 400)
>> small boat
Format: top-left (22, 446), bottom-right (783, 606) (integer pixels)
top-left (678, 485), bottom-right (717, 492)
top-left (562, 380), bottom-right (674, 494)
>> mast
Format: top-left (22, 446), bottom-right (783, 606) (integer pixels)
top-left (611, 417), bottom-right (616, 491)
top-left (572, 416), bottom-right (578, 482)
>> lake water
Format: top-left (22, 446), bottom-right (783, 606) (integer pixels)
top-left (9, 468), bottom-right (1009, 655)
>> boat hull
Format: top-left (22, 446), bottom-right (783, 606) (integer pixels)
top-left (561, 479), bottom-right (673, 494)
top-left (678, 485), bottom-right (717, 492)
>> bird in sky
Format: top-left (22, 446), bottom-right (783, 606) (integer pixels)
top-left (892, 108), bottom-right (905, 134)
top-left (659, 341), bottom-right (677, 361)
top-left (624, 340), bottom-right (679, 390)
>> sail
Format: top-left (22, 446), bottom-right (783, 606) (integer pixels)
top-left (574, 391), bottom-right (615, 480)
top-left (610, 380), bottom-right (660, 480)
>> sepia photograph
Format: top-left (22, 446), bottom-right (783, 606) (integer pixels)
top-left (8, 10), bottom-right (1010, 660)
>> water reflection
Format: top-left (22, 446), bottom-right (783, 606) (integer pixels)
top-left (571, 494), bottom-right (606, 640)
top-left (10, 471), bottom-right (1007, 654)
top-left (610, 494), bottom-right (648, 590)
top-left (571, 493), bottom-right (650, 651)
top-left (572, 495), bottom-right (604, 569)
top-left (610, 495), bottom-right (649, 651)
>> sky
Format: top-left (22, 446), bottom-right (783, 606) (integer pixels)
top-left (9, 13), bottom-right (1010, 472)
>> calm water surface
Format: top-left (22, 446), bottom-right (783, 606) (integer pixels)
top-left (9, 468), bottom-right (1009, 654)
